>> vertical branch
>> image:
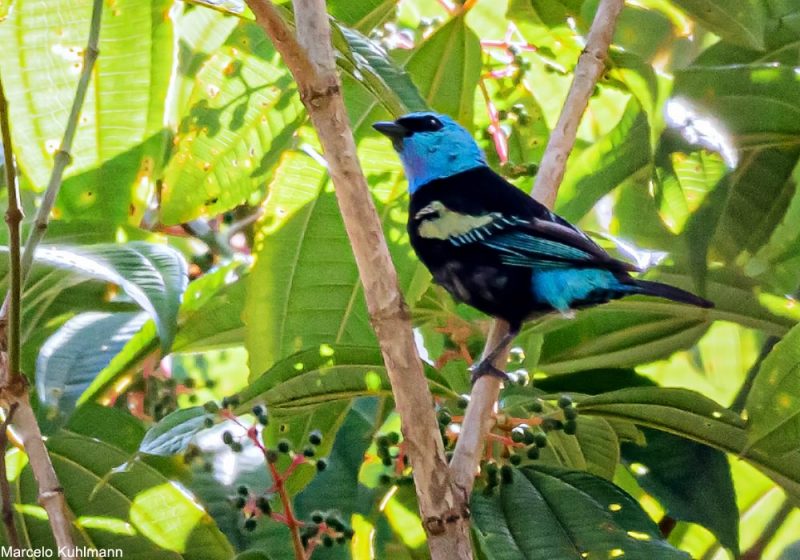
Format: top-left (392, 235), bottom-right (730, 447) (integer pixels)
top-left (0, 0), bottom-right (104, 555)
top-left (0, 76), bottom-right (22, 385)
top-left (244, 1), bottom-right (473, 557)
top-left (449, 0), bottom-right (625, 496)
top-left (0, 404), bottom-right (20, 549)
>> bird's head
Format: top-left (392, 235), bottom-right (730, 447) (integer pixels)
top-left (373, 112), bottom-right (486, 193)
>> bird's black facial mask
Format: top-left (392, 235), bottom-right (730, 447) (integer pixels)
top-left (373, 115), bottom-right (444, 151)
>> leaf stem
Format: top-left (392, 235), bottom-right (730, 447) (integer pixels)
top-left (267, 459), bottom-right (306, 560)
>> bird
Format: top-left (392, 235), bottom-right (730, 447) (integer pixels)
top-left (373, 111), bottom-right (713, 382)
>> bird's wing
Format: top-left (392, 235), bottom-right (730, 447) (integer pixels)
top-left (413, 201), bottom-right (636, 272)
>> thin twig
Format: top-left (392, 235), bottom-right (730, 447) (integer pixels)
top-left (0, 403), bottom-right (20, 549)
top-left (0, 0), bottom-right (102, 314)
top-left (244, 1), bottom-right (472, 557)
top-left (449, 0), bottom-right (626, 497)
top-left (0, 75), bottom-right (22, 384)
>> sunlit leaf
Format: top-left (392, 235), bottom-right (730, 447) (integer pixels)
top-left (671, 0), bottom-right (765, 51)
top-left (15, 431), bottom-right (231, 557)
top-left (472, 465), bottom-right (690, 559)
top-left (160, 20), bottom-right (306, 224)
top-left (745, 322), bottom-right (800, 455)
top-left (0, 0), bottom-right (173, 222)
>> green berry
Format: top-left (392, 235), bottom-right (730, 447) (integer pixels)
top-left (326, 515), bottom-right (344, 531)
top-left (230, 442), bottom-right (243, 453)
top-left (529, 399), bottom-right (543, 413)
top-left (203, 401), bottom-right (220, 414)
top-left (256, 496), bottom-right (271, 515)
top-left (387, 432), bottom-right (400, 445)
top-left (376, 435), bottom-right (390, 448)
top-left (316, 458), bottom-right (328, 472)
top-left (336, 536), bottom-right (346, 545)
top-left (303, 446), bottom-right (316, 458)
top-left (564, 419), bottom-right (578, 435)
top-left (526, 446), bottom-right (540, 460)
top-left (322, 535), bottom-right (334, 547)
top-left (252, 405), bottom-right (265, 417)
top-left (308, 430), bottom-right (323, 446)
top-left (277, 439), bottom-right (291, 453)
top-left (500, 465), bottom-right (514, 484)
top-left (523, 429), bottom-right (535, 445)
top-left (558, 395), bottom-right (573, 409)
top-left (456, 396), bottom-right (469, 409)
top-left (509, 454), bottom-right (522, 466)
top-left (534, 432), bottom-right (548, 448)
top-left (344, 527), bottom-right (355, 539)
top-left (311, 511), bottom-right (324, 524)
top-left (511, 428), bottom-right (525, 443)
top-left (266, 449), bottom-right (279, 463)
top-left (438, 410), bottom-right (452, 426)
top-left (382, 456), bottom-right (393, 467)
top-left (564, 406), bottom-right (578, 420)
top-left (234, 496), bottom-right (246, 509)
top-left (237, 485), bottom-right (249, 496)
top-left (244, 518), bottom-right (257, 531)
top-left (203, 417), bottom-right (214, 428)
top-left (222, 431), bottom-right (233, 445)
top-left (258, 414), bottom-right (269, 426)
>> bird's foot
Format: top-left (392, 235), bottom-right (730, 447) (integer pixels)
top-left (469, 360), bottom-right (509, 384)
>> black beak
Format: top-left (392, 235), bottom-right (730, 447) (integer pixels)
top-left (372, 121), bottom-right (408, 140)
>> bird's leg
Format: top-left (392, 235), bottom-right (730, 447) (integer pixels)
top-left (468, 326), bottom-right (520, 384)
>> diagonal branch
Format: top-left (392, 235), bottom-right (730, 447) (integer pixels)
top-left (449, 0), bottom-right (626, 496)
top-left (243, 1), bottom-right (473, 558)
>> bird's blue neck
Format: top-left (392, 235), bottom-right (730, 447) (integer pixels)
top-left (400, 145), bottom-right (486, 194)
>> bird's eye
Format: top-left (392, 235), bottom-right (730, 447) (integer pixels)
top-left (397, 114), bottom-right (444, 134)
top-left (428, 117), bottom-right (443, 131)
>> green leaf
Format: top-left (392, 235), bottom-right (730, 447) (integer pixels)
top-left (160, 20), bottom-right (306, 224)
top-left (34, 242), bottom-right (188, 352)
top-left (578, 387), bottom-right (800, 501)
top-left (673, 64), bottom-right (800, 151)
top-left (36, 311), bottom-right (148, 419)
top-left (0, 0), bottom-right (173, 217)
top-left (334, 23), bottom-right (428, 121)
top-left (79, 263), bottom-right (247, 405)
top-left (622, 429), bottom-right (739, 554)
top-left (67, 403), bottom-right (146, 454)
top-left (535, 267), bottom-right (800, 374)
top-left (139, 406), bottom-right (213, 456)
top-left (15, 431), bottom-right (232, 557)
top-left (403, 15), bottom-right (482, 124)
top-left (237, 345), bottom-right (456, 413)
top-left (328, 0), bottom-right (397, 32)
top-left (671, 0), bottom-right (765, 51)
top-left (746, 322), bottom-right (800, 455)
top-left (472, 465), bottom-right (690, 560)
top-left (556, 100), bottom-right (651, 222)
top-left (244, 145), bottom-right (424, 374)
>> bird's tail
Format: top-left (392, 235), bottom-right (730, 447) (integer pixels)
top-left (630, 279), bottom-right (713, 308)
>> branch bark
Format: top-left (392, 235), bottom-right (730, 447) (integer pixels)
top-left (0, 0), bottom-right (104, 555)
top-left (244, 1), bottom-right (472, 557)
top-left (449, 0), bottom-right (626, 497)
